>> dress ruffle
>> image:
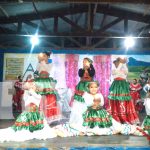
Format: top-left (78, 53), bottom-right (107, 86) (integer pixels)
top-left (83, 107), bottom-right (112, 128)
top-left (108, 80), bottom-right (131, 101)
top-left (74, 81), bottom-right (90, 103)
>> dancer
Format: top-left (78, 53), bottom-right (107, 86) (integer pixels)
top-left (34, 51), bottom-right (61, 123)
top-left (55, 81), bottom-right (145, 138)
top-left (130, 79), bottom-right (143, 113)
top-left (69, 57), bottom-right (95, 125)
top-left (82, 81), bottom-right (112, 129)
top-left (74, 57), bottom-right (95, 102)
top-left (0, 80), bottom-right (57, 142)
top-left (108, 57), bottom-right (139, 124)
top-left (82, 81), bottom-right (144, 136)
top-left (12, 75), bottom-right (24, 118)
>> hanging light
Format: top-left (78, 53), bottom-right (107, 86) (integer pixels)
top-left (124, 36), bottom-right (135, 49)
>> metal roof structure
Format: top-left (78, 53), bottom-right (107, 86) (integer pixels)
top-left (0, 0), bottom-right (150, 50)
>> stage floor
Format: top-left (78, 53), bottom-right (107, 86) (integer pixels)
top-left (0, 119), bottom-right (149, 149)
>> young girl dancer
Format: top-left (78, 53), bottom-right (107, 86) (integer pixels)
top-left (0, 80), bottom-right (57, 142)
top-left (34, 51), bottom-right (61, 123)
top-left (82, 81), bottom-right (112, 129)
top-left (69, 58), bottom-right (95, 125)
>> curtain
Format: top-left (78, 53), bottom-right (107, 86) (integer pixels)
top-left (65, 54), bottom-right (79, 91)
top-left (93, 55), bottom-right (111, 108)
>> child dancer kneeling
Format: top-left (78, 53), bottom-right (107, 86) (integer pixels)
top-left (82, 81), bottom-right (148, 137)
top-left (0, 81), bottom-right (57, 142)
top-left (82, 81), bottom-right (112, 129)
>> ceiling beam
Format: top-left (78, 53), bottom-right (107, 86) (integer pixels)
top-left (0, 0), bottom-right (150, 3)
top-left (0, 26), bottom-right (16, 34)
top-left (0, 4), bottom-right (150, 26)
top-left (23, 21), bottom-right (50, 34)
top-left (0, 5), bottom-right (87, 24)
top-left (95, 17), bottom-right (123, 35)
top-left (59, 15), bottom-right (87, 32)
top-left (96, 4), bottom-right (150, 24)
top-left (66, 37), bottom-right (84, 47)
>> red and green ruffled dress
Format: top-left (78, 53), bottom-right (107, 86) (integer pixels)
top-left (82, 93), bottom-right (112, 128)
top-left (34, 62), bottom-right (61, 123)
top-left (108, 63), bottom-right (139, 124)
top-left (11, 90), bottom-right (44, 132)
top-left (74, 64), bottom-right (95, 103)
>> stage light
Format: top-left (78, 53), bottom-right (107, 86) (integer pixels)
top-left (30, 34), bottom-right (39, 46)
top-left (124, 36), bottom-right (135, 49)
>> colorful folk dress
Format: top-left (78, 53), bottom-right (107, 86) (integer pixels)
top-left (0, 89), bottom-right (57, 142)
top-left (34, 62), bottom-right (61, 123)
top-left (108, 63), bottom-right (139, 124)
top-left (12, 90), bottom-right (44, 132)
top-left (74, 64), bottom-right (95, 103)
top-left (69, 65), bottom-right (95, 125)
top-left (130, 82), bottom-right (143, 112)
top-left (82, 93), bottom-right (112, 128)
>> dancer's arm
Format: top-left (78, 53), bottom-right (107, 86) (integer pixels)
top-left (87, 64), bottom-right (95, 77)
top-left (78, 68), bottom-right (85, 77)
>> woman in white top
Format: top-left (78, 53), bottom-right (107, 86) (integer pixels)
top-left (108, 57), bottom-right (139, 125)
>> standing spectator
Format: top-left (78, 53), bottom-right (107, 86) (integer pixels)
top-left (12, 75), bottom-right (24, 118)
top-left (130, 79), bottom-right (142, 113)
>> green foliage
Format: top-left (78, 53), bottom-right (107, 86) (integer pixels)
top-left (128, 66), bottom-right (150, 81)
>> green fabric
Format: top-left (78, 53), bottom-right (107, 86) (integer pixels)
top-left (82, 107), bottom-right (112, 128)
top-left (143, 115), bottom-right (150, 135)
top-left (74, 81), bottom-right (90, 103)
top-left (34, 77), bottom-right (57, 95)
top-left (11, 111), bottom-right (44, 132)
top-left (108, 80), bottom-right (131, 101)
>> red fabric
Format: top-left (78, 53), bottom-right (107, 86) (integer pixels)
top-left (115, 77), bottom-right (125, 80)
top-left (12, 81), bottom-right (24, 114)
top-left (39, 94), bottom-right (60, 119)
top-left (81, 70), bottom-right (92, 81)
top-left (130, 83), bottom-right (142, 112)
top-left (109, 100), bottom-right (139, 124)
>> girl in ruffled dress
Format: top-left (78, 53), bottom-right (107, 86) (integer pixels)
top-left (69, 57), bottom-right (95, 125)
top-left (55, 81), bottom-right (146, 138)
top-left (82, 81), bottom-right (112, 129)
top-left (0, 81), bottom-right (57, 142)
top-left (34, 51), bottom-right (61, 123)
